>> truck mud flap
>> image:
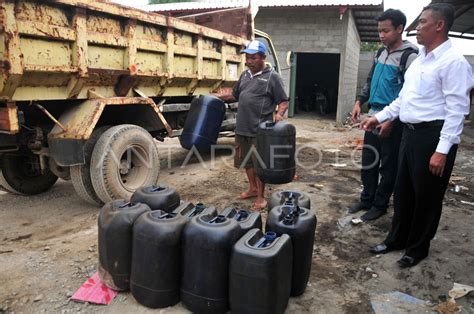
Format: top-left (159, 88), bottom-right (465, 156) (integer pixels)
top-left (49, 138), bottom-right (85, 167)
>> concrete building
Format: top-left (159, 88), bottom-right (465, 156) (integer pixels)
top-left (145, 1), bottom-right (383, 124)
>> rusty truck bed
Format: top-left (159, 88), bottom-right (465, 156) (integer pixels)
top-left (0, 0), bottom-right (246, 102)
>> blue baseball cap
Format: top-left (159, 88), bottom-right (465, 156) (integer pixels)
top-left (241, 40), bottom-right (267, 55)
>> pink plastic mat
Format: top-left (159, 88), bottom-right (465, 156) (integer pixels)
top-left (70, 272), bottom-right (118, 305)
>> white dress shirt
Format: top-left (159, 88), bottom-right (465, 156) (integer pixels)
top-left (375, 39), bottom-right (474, 154)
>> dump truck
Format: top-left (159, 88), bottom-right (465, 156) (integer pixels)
top-left (0, 0), bottom-right (279, 204)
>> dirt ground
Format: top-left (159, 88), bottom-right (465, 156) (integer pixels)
top-left (1, 115), bottom-right (473, 313)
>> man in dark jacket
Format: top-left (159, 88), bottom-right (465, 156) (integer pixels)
top-left (349, 9), bottom-right (418, 221)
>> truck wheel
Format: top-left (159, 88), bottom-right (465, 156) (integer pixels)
top-left (90, 125), bottom-right (160, 203)
top-left (70, 126), bottom-right (110, 206)
top-left (0, 170), bottom-right (15, 194)
top-left (0, 157), bottom-right (11, 193)
top-left (0, 154), bottom-right (58, 195)
top-left (49, 158), bottom-right (71, 181)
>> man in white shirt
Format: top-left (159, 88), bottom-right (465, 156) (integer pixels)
top-left (361, 3), bottom-right (474, 268)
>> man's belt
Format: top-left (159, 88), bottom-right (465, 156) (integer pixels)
top-left (404, 120), bottom-right (444, 130)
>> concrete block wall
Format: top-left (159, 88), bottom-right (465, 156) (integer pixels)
top-left (255, 8), bottom-right (344, 96)
top-left (357, 51), bottom-right (375, 98)
top-left (336, 9), bottom-right (360, 124)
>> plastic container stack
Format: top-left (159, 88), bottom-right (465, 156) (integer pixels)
top-left (97, 184), bottom-right (317, 313)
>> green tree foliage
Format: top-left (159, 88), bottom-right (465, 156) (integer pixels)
top-left (360, 41), bottom-right (383, 52)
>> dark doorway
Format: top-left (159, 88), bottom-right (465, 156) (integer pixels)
top-left (294, 53), bottom-right (340, 116)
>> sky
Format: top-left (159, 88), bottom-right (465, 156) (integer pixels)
top-left (111, 0), bottom-right (474, 55)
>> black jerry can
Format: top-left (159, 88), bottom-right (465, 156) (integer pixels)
top-left (229, 229), bottom-right (293, 314)
top-left (181, 212), bottom-right (242, 313)
top-left (98, 200), bottom-right (151, 291)
top-left (256, 121), bottom-right (296, 184)
top-left (131, 185), bottom-right (180, 212)
top-left (221, 207), bottom-right (262, 235)
top-left (175, 201), bottom-right (217, 220)
top-left (265, 204), bottom-right (316, 296)
top-left (179, 95), bottom-right (226, 152)
top-left (130, 202), bottom-right (217, 308)
top-left (268, 190), bottom-right (311, 212)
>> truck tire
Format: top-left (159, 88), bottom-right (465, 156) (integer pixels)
top-left (70, 126), bottom-right (110, 206)
top-left (0, 157), bottom-right (11, 193)
top-left (90, 124), bottom-right (160, 203)
top-left (0, 170), bottom-right (16, 194)
top-left (0, 154), bottom-right (58, 195)
top-left (49, 158), bottom-right (71, 181)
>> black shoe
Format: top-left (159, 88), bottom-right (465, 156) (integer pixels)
top-left (361, 207), bottom-right (387, 221)
top-left (397, 255), bottom-right (424, 268)
top-left (348, 202), bottom-right (371, 214)
top-left (369, 243), bottom-right (393, 254)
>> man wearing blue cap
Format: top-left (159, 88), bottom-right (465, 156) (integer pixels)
top-left (217, 40), bottom-right (289, 210)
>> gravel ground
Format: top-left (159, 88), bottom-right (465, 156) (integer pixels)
top-left (1, 116), bottom-right (473, 313)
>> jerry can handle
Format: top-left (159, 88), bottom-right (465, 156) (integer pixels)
top-left (159, 213), bottom-right (177, 219)
top-left (255, 231), bottom-right (277, 248)
top-left (188, 202), bottom-right (205, 217)
top-left (151, 185), bottom-right (166, 192)
top-left (209, 215), bottom-right (226, 224)
top-left (119, 201), bottom-right (135, 208)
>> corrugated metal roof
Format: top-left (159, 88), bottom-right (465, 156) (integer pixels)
top-left (143, 0), bottom-right (382, 12)
top-left (257, 0), bottom-right (381, 7)
top-left (143, 1), bottom-right (248, 12)
top-left (144, 0), bottom-right (383, 42)
top-left (406, 0), bottom-right (474, 40)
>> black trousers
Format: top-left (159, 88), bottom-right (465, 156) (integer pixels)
top-left (384, 125), bottom-right (457, 259)
top-left (360, 120), bottom-right (403, 211)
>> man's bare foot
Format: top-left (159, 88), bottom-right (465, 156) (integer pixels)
top-left (252, 198), bottom-right (268, 211)
top-left (238, 190), bottom-right (258, 199)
